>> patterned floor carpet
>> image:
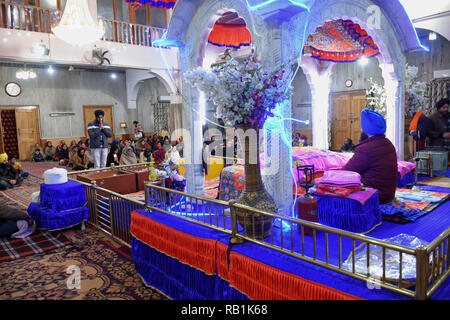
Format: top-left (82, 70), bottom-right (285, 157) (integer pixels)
top-left (0, 161), bottom-right (169, 300)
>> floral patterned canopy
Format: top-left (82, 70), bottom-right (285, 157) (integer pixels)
top-left (207, 11), bottom-right (252, 49)
top-left (126, 0), bottom-right (177, 10)
top-left (303, 19), bottom-right (380, 63)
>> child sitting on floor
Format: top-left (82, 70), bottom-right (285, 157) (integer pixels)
top-left (9, 157), bottom-right (29, 178)
top-left (31, 147), bottom-right (44, 162)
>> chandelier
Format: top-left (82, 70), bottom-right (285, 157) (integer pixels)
top-left (51, 0), bottom-right (105, 46)
top-left (16, 65), bottom-right (37, 80)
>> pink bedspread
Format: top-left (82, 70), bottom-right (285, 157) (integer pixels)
top-left (259, 147), bottom-right (415, 181)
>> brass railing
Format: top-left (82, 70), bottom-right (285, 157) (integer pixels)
top-left (0, 1), bottom-right (60, 32)
top-left (69, 166), bottom-right (449, 300)
top-left (0, 1), bottom-right (166, 47)
top-left (101, 18), bottom-right (166, 47)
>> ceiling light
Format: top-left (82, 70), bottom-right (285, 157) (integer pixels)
top-left (47, 66), bottom-right (55, 74)
top-left (110, 73), bottom-right (117, 79)
top-left (358, 56), bottom-right (369, 66)
top-left (51, 0), bottom-right (105, 46)
top-left (429, 32), bottom-right (437, 41)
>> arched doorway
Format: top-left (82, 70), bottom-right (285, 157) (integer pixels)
top-left (297, 18), bottom-right (387, 151)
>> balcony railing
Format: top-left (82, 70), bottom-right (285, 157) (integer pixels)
top-left (0, 1), bottom-right (165, 47)
top-left (0, 1), bottom-right (60, 33)
top-left (101, 18), bottom-right (166, 47)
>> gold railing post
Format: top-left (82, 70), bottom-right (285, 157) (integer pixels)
top-left (229, 200), bottom-right (244, 245)
top-left (144, 183), bottom-right (150, 212)
top-left (415, 246), bottom-right (429, 300)
top-left (91, 180), bottom-right (99, 227)
top-left (108, 193), bottom-right (116, 242)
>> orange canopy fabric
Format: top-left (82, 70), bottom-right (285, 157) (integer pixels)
top-left (304, 19), bottom-right (380, 63)
top-left (208, 11), bottom-right (252, 49)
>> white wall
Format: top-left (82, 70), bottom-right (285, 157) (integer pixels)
top-left (0, 64), bottom-right (130, 139)
top-left (0, 28), bottom-right (179, 71)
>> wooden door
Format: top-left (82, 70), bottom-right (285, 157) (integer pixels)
top-left (15, 107), bottom-right (41, 160)
top-left (330, 92), bottom-right (366, 151)
top-left (331, 94), bottom-right (351, 151)
top-left (83, 106), bottom-right (114, 141)
top-left (349, 93), bottom-right (366, 142)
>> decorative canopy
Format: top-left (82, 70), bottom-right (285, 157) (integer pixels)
top-left (303, 19), bottom-right (380, 63)
top-left (126, 0), bottom-right (177, 10)
top-left (207, 11), bottom-right (252, 49)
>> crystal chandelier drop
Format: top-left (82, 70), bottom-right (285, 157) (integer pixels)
top-left (52, 0), bottom-right (105, 46)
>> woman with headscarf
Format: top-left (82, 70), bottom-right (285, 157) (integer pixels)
top-left (119, 146), bottom-right (137, 166)
top-left (135, 138), bottom-right (147, 158)
top-left (153, 142), bottom-right (166, 164)
top-left (56, 143), bottom-right (70, 166)
top-left (73, 148), bottom-right (89, 171)
top-left (107, 144), bottom-right (120, 167)
top-left (139, 148), bottom-right (153, 163)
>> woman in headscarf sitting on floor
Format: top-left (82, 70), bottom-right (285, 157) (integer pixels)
top-left (107, 144), bottom-right (121, 167)
top-left (153, 142), bottom-right (166, 164)
top-left (119, 146), bottom-right (137, 166)
top-left (342, 109), bottom-right (398, 204)
top-left (73, 148), bottom-right (91, 171)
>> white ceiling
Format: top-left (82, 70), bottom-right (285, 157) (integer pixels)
top-left (399, 0), bottom-right (450, 41)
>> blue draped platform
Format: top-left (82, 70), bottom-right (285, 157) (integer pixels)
top-left (315, 191), bottom-right (381, 233)
top-left (130, 200), bottom-right (450, 299)
top-left (40, 180), bottom-right (87, 212)
top-left (27, 181), bottom-right (89, 231)
top-left (398, 171), bottom-right (415, 188)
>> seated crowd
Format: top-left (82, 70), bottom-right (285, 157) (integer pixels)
top-left (29, 132), bottom-right (184, 170)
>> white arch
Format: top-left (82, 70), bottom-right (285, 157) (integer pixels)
top-left (298, 1), bottom-right (406, 158)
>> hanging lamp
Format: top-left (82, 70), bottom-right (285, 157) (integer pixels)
top-left (52, 0), bottom-right (105, 46)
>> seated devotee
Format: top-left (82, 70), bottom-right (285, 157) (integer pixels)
top-left (135, 138), bottom-right (147, 158)
top-left (9, 157), bottom-right (29, 178)
top-left (54, 140), bottom-right (65, 162)
top-left (153, 142), bottom-right (166, 164)
top-left (176, 136), bottom-right (184, 157)
top-left (292, 132), bottom-right (300, 146)
top-left (68, 145), bottom-right (78, 168)
top-left (106, 144), bottom-right (120, 167)
top-left (119, 146), bottom-right (138, 166)
top-left (160, 126), bottom-right (170, 140)
top-left (31, 143), bottom-right (45, 162)
top-left (163, 137), bottom-right (171, 152)
top-left (427, 98), bottom-right (450, 148)
top-left (342, 109), bottom-right (397, 204)
top-left (56, 143), bottom-right (70, 166)
top-left (0, 198), bottom-right (35, 238)
top-left (0, 153), bottom-right (23, 190)
top-left (73, 148), bottom-right (93, 171)
top-left (340, 138), bottom-right (355, 152)
top-left (359, 131), bottom-right (369, 143)
top-left (139, 148), bottom-right (152, 163)
top-left (44, 141), bottom-right (57, 161)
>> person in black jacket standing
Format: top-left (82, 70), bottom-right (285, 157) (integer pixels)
top-left (88, 110), bottom-right (113, 168)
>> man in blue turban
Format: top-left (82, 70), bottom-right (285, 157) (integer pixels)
top-left (88, 109), bottom-right (113, 168)
top-left (343, 109), bottom-right (398, 204)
